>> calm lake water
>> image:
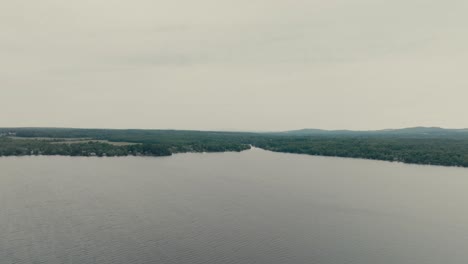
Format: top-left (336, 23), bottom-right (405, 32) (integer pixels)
top-left (1, 148), bottom-right (468, 264)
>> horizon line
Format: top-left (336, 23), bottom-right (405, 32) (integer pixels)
top-left (1, 126), bottom-right (468, 133)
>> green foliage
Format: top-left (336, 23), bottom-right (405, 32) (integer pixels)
top-left (0, 129), bottom-right (252, 157)
top-left (1, 128), bottom-right (468, 168)
top-left (250, 136), bottom-right (468, 167)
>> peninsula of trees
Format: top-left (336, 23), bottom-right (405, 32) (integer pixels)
top-left (1, 127), bottom-right (468, 168)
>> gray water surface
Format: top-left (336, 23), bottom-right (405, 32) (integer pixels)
top-left (1, 148), bottom-right (468, 264)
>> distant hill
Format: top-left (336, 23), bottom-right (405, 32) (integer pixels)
top-left (278, 127), bottom-right (468, 138)
top-left (378, 127), bottom-right (468, 135)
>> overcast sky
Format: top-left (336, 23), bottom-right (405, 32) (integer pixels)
top-left (1, 0), bottom-right (467, 131)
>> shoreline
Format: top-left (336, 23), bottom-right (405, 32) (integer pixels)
top-left (1, 146), bottom-right (467, 170)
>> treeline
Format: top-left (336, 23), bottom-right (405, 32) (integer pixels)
top-left (250, 136), bottom-right (468, 167)
top-left (0, 138), bottom-right (169, 157)
top-left (2, 128), bottom-right (255, 145)
top-left (1, 128), bottom-right (468, 168)
top-left (0, 137), bottom-right (250, 157)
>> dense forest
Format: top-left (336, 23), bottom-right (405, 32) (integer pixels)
top-left (1, 127), bottom-right (468, 168)
top-left (0, 128), bottom-right (253, 157)
top-left (250, 136), bottom-right (468, 167)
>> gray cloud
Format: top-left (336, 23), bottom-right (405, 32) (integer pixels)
top-left (1, 0), bottom-right (468, 130)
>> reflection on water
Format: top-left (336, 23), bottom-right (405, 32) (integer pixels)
top-left (1, 148), bottom-right (468, 264)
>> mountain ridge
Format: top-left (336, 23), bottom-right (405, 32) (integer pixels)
top-left (279, 127), bottom-right (468, 136)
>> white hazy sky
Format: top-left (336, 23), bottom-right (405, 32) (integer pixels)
top-left (2, 0), bottom-right (467, 131)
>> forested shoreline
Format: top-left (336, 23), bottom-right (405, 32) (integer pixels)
top-left (250, 137), bottom-right (468, 167)
top-left (0, 137), bottom-right (250, 157)
top-left (1, 128), bottom-right (468, 168)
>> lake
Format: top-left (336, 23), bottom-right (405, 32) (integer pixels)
top-left (1, 148), bottom-right (468, 264)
